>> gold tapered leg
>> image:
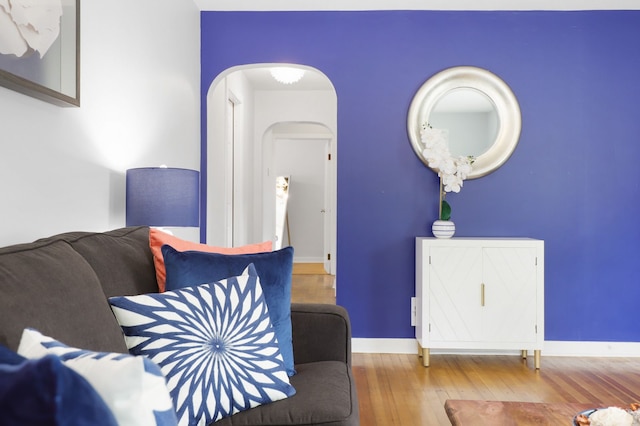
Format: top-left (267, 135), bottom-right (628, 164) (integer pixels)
top-left (422, 348), bottom-right (430, 367)
top-left (521, 350), bottom-right (527, 359)
top-left (534, 350), bottom-right (541, 369)
top-left (417, 343), bottom-right (423, 358)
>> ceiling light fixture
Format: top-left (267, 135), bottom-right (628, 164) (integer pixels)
top-left (270, 67), bottom-right (305, 85)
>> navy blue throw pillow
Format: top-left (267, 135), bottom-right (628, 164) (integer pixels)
top-left (0, 354), bottom-right (118, 426)
top-left (162, 244), bottom-right (296, 376)
top-left (0, 344), bottom-right (25, 366)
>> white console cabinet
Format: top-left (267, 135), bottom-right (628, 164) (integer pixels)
top-left (415, 238), bottom-right (544, 368)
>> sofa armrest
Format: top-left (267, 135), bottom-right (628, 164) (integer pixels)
top-left (291, 303), bottom-right (352, 366)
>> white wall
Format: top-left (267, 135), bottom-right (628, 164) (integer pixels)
top-left (206, 69), bottom-right (255, 247)
top-left (0, 0), bottom-right (200, 246)
top-left (228, 72), bottom-right (256, 247)
top-left (205, 76), bottom-right (226, 245)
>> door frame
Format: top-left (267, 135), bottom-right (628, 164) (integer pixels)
top-left (264, 128), bottom-right (336, 274)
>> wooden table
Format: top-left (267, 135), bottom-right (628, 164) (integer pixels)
top-left (445, 399), bottom-right (594, 425)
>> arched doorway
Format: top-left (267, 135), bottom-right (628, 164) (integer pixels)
top-left (205, 63), bottom-right (337, 274)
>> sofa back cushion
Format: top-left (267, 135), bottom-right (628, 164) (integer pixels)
top-left (41, 227), bottom-right (157, 298)
top-left (0, 240), bottom-right (128, 353)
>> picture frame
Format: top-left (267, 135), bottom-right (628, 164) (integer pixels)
top-left (0, 0), bottom-right (80, 107)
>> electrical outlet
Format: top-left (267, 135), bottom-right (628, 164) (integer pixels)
top-left (411, 297), bottom-right (416, 326)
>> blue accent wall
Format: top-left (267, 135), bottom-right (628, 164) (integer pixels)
top-left (201, 11), bottom-right (640, 342)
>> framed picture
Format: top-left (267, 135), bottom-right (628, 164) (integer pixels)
top-left (0, 0), bottom-right (80, 107)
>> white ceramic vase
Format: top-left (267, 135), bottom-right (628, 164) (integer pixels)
top-left (432, 220), bottom-right (455, 239)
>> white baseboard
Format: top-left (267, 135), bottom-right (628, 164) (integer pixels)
top-left (543, 340), bottom-right (640, 357)
top-left (352, 338), bottom-right (640, 358)
top-left (352, 338), bottom-right (419, 354)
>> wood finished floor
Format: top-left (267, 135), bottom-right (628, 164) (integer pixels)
top-left (352, 353), bottom-right (640, 425)
top-left (291, 263), bottom-right (335, 305)
top-left (291, 267), bottom-right (640, 425)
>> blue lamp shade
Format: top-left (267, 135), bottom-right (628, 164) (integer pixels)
top-left (126, 167), bottom-right (199, 227)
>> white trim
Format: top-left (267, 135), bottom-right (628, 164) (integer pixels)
top-left (352, 338), bottom-right (640, 357)
top-left (543, 340), bottom-right (640, 357)
top-left (195, 0), bottom-right (640, 11)
top-left (353, 338), bottom-right (420, 354)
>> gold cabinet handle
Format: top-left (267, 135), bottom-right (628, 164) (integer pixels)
top-left (481, 283), bottom-right (485, 307)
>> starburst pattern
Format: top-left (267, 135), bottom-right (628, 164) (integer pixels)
top-left (109, 266), bottom-right (296, 426)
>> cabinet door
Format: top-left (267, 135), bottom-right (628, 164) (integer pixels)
top-left (482, 247), bottom-right (538, 343)
top-left (429, 246), bottom-right (483, 342)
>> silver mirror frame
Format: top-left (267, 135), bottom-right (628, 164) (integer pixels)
top-left (407, 66), bottom-right (521, 179)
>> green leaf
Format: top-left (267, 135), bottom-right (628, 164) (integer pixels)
top-left (441, 200), bottom-right (451, 221)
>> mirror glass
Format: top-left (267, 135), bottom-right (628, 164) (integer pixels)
top-left (407, 66), bottom-right (521, 179)
top-left (274, 176), bottom-right (290, 250)
top-left (429, 88), bottom-right (499, 158)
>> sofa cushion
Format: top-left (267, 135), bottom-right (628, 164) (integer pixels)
top-left (109, 265), bottom-right (295, 426)
top-left (18, 328), bottom-right (178, 426)
top-left (0, 239), bottom-right (128, 353)
top-left (0, 352), bottom-right (118, 426)
top-left (42, 226), bottom-right (158, 298)
top-left (149, 228), bottom-right (272, 292)
top-left (162, 245), bottom-right (296, 376)
top-left (212, 361), bottom-right (359, 426)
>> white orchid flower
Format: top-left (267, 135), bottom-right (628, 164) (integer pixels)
top-left (421, 123), bottom-right (475, 221)
top-left (456, 160), bottom-right (473, 180)
top-left (442, 173), bottom-right (462, 193)
top-left (420, 123), bottom-right (474, 194)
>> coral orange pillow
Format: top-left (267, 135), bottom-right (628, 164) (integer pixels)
top-left (149, 228), bottom-right (272, 292)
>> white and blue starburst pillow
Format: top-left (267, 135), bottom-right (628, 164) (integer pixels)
top-left (108, 264), bottom-right (296, 426)
top-left (17, 328), bottom-right (178, 426)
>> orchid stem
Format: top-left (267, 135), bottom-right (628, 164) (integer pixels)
top-left (439, 176), bottom-right (443, 220)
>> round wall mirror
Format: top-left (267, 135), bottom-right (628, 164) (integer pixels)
top-left (407, 66), bottom-right (521, 179)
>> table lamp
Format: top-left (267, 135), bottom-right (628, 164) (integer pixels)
top-left (126, 167), bottom-right (199, 228)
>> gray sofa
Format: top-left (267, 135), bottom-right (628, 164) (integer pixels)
top-left (0, 226), bottom-right (359, 426)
